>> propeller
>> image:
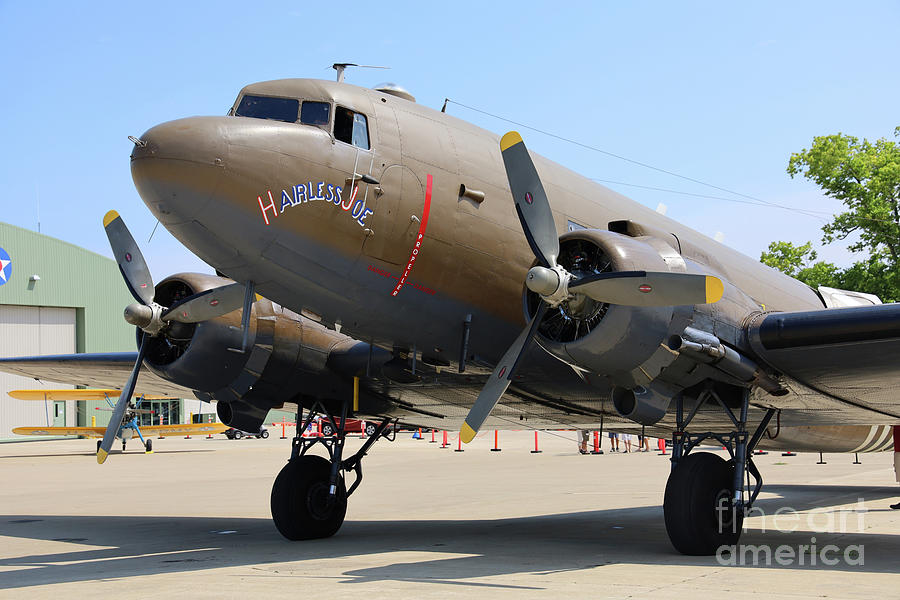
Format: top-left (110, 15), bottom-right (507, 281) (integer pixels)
top-left (459, 132), bottom-right (724, 443)
top-left (96, 211), bottom-right (247, 463)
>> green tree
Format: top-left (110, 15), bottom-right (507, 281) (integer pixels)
top-left (760, 240), bottom-right (841, 289)
top-left (762, 127), bottom-right (900, 302)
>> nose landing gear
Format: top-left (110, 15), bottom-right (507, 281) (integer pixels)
top-left (270, 399), bottom-right (396, 540)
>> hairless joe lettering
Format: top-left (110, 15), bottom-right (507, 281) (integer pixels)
top-left (255, 180), bottom-right (373, 227)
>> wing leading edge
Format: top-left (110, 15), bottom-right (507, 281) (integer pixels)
top-left (747, 303), bottom-right (900, 420)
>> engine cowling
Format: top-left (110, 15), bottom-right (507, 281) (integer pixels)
top-left (139, 273), bottom-right (380, 432)
top-left (524, 229), bottom-right (695, 408)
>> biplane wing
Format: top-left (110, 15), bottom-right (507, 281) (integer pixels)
top-left (12, 423), bottom-right (227, 438)
top-left (12, 426), bottom-right (108, 437)
top-left (8, 389), bottom-right (178, 401)
top-left (139, 423), bottom-right (228, 436)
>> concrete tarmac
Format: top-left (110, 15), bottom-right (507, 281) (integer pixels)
top-left (1, 429), bottom-right (899, 598)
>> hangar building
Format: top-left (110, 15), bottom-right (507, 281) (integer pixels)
top-left (0, 222), bottom-right (199, 440)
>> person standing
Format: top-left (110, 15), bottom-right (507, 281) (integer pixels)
top-left (608, 431), bottom-right (619, 452)
top-left (578, 430), bottom-right (590, 454)
top-left (892, 425), bottom-right (900, 510)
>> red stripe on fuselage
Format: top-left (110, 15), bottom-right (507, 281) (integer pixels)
top-left (391, 174), bottom-right (432, 297)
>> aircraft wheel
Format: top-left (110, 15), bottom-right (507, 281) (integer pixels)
top-left (321, 423), bottom-right (335, 437)
top-left (364, 423), bottom-right (377, 437)
top-left (663, 451), bottom-right (743, 555)
top-left (271, 455), bottom-right (347, 540)
top-left (97, 440), bottom-right (102, 452)
top-left (145, 439), bottom-right (152, 453)
top-left (260, 430), bottom-right (269, 439)
top-left (233, 430), bottom-right (243, 440)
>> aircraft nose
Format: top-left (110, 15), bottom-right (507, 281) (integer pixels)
top-left (130, 117), bottom-right (228, 224)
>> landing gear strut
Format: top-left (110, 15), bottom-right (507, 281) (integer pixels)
top-left (663, 385), bottom-right (775, 555)
top-left (270, 399), bottom-right (395, 540)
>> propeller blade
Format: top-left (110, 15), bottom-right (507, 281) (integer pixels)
top-left (160, 282), bottom-right (246, 323)
top-left (97, 333), bottom-right (148, 464)
top-left (568, 271), bottom-right (724, 306)
top-left (461, 304), bottom-right (548, 443)
top-left (500, 131), bottom-right (559, 268)
top-left (103, 210), bottom-right (155, 305)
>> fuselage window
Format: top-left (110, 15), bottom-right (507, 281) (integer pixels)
top-left (300, 101), bottom-right (330, 126)
top-left (235, 95), bottom-right (299, 123)
top-left (334, 106), bottom-right (370, 150)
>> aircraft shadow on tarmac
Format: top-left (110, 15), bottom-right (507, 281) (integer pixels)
top-left (1, 484), bottom-right (898, 591)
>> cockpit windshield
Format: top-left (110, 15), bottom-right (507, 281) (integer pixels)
top-left (235, 95), bottom-right (299, 122)
top-left (300, 101), bottom-right (330, 126)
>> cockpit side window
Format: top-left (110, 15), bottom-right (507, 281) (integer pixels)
top-left (300, 101), bottom-right (330, 126)
top-left (235, 95), bottom-right (299, 122)
top-left (334, 106), bottom-right (370, 150)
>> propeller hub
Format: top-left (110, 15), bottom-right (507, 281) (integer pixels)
top-left (526, 265), bottom-right (571, 307)
top-left (123, 303), bottom-right (152, 327)
top-left (123, 302), bottom-right (166, 336)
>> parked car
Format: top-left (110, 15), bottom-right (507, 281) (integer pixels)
top-left (224, 426), bottom-right (269, 440)
top-left (320, 419), bottom-right (378, 437)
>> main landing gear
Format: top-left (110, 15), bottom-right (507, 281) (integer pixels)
top-left (271, 399), bottom-right (396, 540)
top-left (96, 434), bottom-right (152, 454)
top-left (663, 385), bottom-right (775, 555)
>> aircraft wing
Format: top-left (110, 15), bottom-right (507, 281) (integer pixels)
top-left (0, 353), bottom-right (193, 398)
top-left (12, 426), bottom-right (107, 437)
top-left (139, 423), bottom-right (228, 436)
top-left (8, 389), bottom-right (179, 401)
top-left (748, 303), bottom-right (900, 420)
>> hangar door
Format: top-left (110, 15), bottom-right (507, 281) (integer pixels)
top-left (0, 306), bottom-right (76, 439)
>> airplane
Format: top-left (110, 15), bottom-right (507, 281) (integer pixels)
top-left (9, 389), bottom-right (227, 453)
top-left (1, 73), bottom-right (899, 555)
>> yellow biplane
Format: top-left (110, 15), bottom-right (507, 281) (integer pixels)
top-left (10, 389), bottom-right (226, 453)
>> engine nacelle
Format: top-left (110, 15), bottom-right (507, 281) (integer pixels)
top-left (525, 230), bottom-right (694, 392)
top-left (140, 273), bottom-right (376, 432)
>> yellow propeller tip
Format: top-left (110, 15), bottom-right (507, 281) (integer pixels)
top-left (96, 448), bottom-right (109, 464)
top-left (705, 276), bottom-right (724, 304)
top-left (102, 210), bottom-right (120, 228)
top-left (460, 423), bottom-right (476, 444)
top-left (500, 131), bottom-right (523, 152)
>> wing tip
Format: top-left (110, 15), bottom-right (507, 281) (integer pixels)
top-left (103, 210), bottom-right (120, 228)
top-left (96, 448), bottom-right (109, 464)
top-left (500, 131), bottom-right (523, 152)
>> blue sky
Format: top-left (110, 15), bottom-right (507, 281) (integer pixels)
top-left (1, 1), bottom-right (897, 278)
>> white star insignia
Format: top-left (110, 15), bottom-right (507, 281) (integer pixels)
top-left (0, 257), bottom-right (10, 283)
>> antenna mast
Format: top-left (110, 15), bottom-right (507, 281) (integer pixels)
top-left (331, 63), bottom-right (389, 83)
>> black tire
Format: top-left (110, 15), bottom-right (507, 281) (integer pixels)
top-left (364, 423), bottom-right (377, 437)
top-left (233, 430), bottom-right (243, 440)
top-left (260, 430), bottom-right (269, 439)
top-left (145, 439), bottom-right (152, 452)
top-left (664, 451), bottom-right (743, 555)
top-left (271, 455), bottom-right (347, 540)
top-left (321, 423), bottom-right (335, 437)
top-left (97, 440), bottom-right (102, 452)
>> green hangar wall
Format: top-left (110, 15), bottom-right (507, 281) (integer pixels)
top-left (0, 221), bottom-right (137, 439)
